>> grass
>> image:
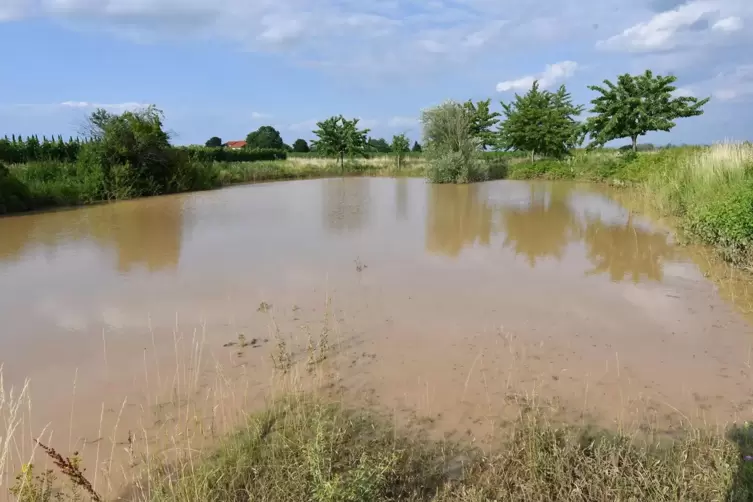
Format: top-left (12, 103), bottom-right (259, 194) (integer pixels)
top-left (10, 391), bottom-right (752, 502)
top-left (0, 156), bottom-right (428, 215)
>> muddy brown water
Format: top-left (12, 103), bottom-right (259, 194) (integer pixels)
top-left (1, 178), bottom-right (753, 494)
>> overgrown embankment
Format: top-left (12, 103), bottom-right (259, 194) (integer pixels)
top-left (507, 144), bottom-right (753, 270)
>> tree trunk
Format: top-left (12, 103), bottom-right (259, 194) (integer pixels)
top-left (397, 154), bottom-right (401, 171)
top-left (530, 150), bottom-right (535, 163)
top-left (632, 135), bottom-right (638, 152)
top-left (340, 153), bottom-right (344, 174)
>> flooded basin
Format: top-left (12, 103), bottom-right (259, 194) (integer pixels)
top-left (1, 178), bottom-right (752, 492)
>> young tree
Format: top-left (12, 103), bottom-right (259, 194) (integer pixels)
top-left (583, 70), bottom-right (710, 152)
top-left (411, 141), bottom-right (423, 153)
top-left (463, 99), bottom-right (501, 150)
top-left (292, 138), bottom-right (310, 153)
top-left (421, 100), bottom-right (485, 183)
top-left (498, 82), bottom-right (583, 162)
top-left (205, 136), bottom-right (222, 148)
top-left (311, 115), bottom-right (370, 172)
top-left (390, 134), bottom-right (410, 171)
top-left (246, 126), bottom-right (285, 150)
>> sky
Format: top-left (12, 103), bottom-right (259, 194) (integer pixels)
top-left (0, 0), bottom-right (752, 146)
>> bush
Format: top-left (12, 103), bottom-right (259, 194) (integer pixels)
top-left (427, 151), bottom-right (488, 184)
top-left (177, 146), bottom-right (287, 163)
top-left (684, 181), bottom-right (753, 265)
top-left (422, 101), bottom-right (486, 184)
top-left (0, 162), bottom-right (33, 214)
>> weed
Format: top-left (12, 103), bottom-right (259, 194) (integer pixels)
top-left (34, 441), bottom-right (101, 502)
top-left (257, 302), bottom-right (272, 313)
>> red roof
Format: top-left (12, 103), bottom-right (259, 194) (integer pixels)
top-left (225, 140), bottom-right (247, 148)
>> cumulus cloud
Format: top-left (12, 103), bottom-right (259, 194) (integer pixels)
top-left (712, 16), bottom-right (743, 32)
top-left (599, 0), bottom-right (752, 52)
top-left (0, 0), bottom-right (640, 78)
top-left (711, 64), bottom-right (753, 101)
top-left (496, 61), bottom-right (579, 93)
top-left (251, 111), bottom-right (272, 119)
top-left (388, 116), bottom-right (418, 128)
top-left (59, 101), bottom-right (147, 111)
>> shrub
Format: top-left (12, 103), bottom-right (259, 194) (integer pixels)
top-left (0, 162), bottom-right (33, 214)
top-left (684, 181), bottom-right (753, 265)
top-left (422, 101), bottom-right (486, 184)
top-left (177, 147), bottom-right (287, 163)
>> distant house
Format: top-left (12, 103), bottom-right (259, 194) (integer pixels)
top-left (224, 140), bottom-right (247, 150)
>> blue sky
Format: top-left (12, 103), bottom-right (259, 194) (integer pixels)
top-left (1, 0), bottom-right (752, 146)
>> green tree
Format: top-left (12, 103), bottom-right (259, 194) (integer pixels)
top-left (367, 137), bottom-right (391, 153)
top-left (390, 134), bottom-right (410, 171)
top-left (292, 139), bottom-right (310, 153)
top-left (411, 141), bottom-right (423, 153)
top-left (498, 82), bottom-right (583, 162)
top-left (205, 136), bottom-right (222, 148)
top-left (311, 115), bottom-right (370, 172)
top-left (583, 70), bottom-right (710, 152)
top-left (246, 126), bottom-right (285, 150)
top-left (463, 99), bottom-right (501, 150)
top-left (421, 101), bottom-right (486, 184)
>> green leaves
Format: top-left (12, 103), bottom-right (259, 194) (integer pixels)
top-left (583, 70), bottom-right (710, 151)
top-left (463, 99), bottom-right (501, 150)
top-left (498, 81), bottom-right (583, 161)
top-left (391, 134), bottom-right (410, 170)
top-left (205, 136), bottom-right (222, 148)
top-left (292, 139), bottom-right (311, 153)
top-left (246, 126), bottom-right (285, 150)
top-left (311, 116), bottom-right (370, 170)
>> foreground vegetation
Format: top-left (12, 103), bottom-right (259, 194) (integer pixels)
top-left (11, 395), bottom-right (753, 501)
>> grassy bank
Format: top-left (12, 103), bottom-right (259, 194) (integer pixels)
top-left (15, 395), bottom-right (751, 502)
top-left (506, 144), bottom-right (753, 270)
top-left (0, 156), bottom-right (426, 215)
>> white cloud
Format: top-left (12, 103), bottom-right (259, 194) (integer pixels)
top-left (0, 0), bottom-right (636, 78)
top-left (387, 116), bottom-right (418, 128)
top-left (712, 16), bottom-right (742, 32)
top-left (711, 64), bottom-right (753, 101)
top-left (59, 101), bottom-right (147, 111)
top-left (288, 119), bottom-right (319, 132)
top-left (599, 0), bottom-right (752, 52)
top-left (672, 87), bottom-right (695, 97)
top-left (496, 61), bottom-right (579, 93)
top-left (251, 111), bottom-right (272, 120)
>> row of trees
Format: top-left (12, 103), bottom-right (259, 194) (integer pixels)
top-left (0, 135), bottom-right (86, 163)
top-left (205, 127), bottom-right (423, 156)
top-left (460, 70), bottom-right (709, 159)
top-left (420, 70), bottom-right (708, 183)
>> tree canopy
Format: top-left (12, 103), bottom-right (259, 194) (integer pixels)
top-left (246, 126), bottom-right (285, 150)
top-left (367, 137), bottom-right (391, 153)
top-left (498, 82), bottom-right (583, 161)
top-left (463, 99), bottom-right (501, 150)
top-left (205, 136), bottom-right (222, 148)
top-left (411, 141), bottom-right (423, 153)
top-left (311, 115), bottom-right (370, 170)
top-left (292, 138), bottom-right (310, 153)
top-left (583, 70), bottom-right (709, 151)
top-left (391, 134), bottom-right (411, 170)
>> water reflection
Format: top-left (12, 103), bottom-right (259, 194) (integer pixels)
top-left (501, 184), bottom-right (579, 266)
top-left (0, 196), bottom-right (186, 272)
top-left (583, 214), bottom-right (675, 283)
top-left (395, 178), bottom-right (408, 221)
top-left (426, 184), bottom-right (494, 257)
top-left (323, 178), bottom-right (371, 234)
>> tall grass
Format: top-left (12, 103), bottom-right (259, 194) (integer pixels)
top-left (643, 142), bottom-right (753, 266)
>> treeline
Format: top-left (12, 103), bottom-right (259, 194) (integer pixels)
top-left (178, 146), bottom-right (286, 163)
top-left (0, 135), bottom-right (85, 163)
